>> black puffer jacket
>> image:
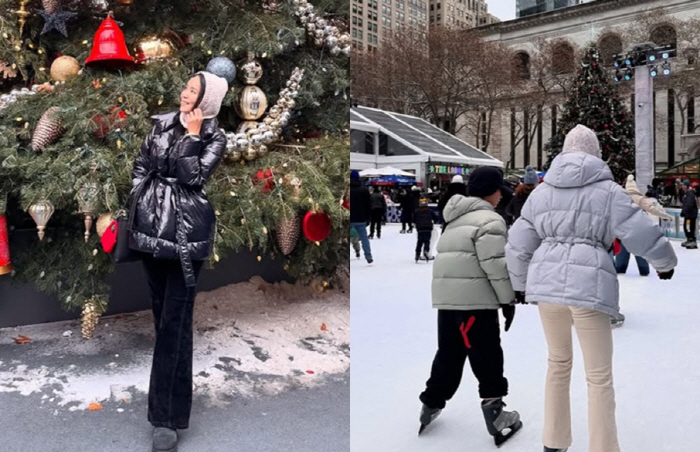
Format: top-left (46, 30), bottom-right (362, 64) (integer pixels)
top-left (350, 179), bottom-right (371, 223)
top-left (129, 111), bottom-right (226, 286)
top-left (437, 182), bottom-right (468, 219)
top-left (682, 188), bottom-right (698, 219)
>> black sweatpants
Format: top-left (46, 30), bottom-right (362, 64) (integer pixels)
top-left (415, 230), bottom-right (432, 256)
top-left (420, 309), bottom-right (508, 410)
top-left (142, 253), bottom-right (205, 430)
top-left (684, 217), bottom-right (697, 241)
top-left (369, 209), bottom-right (384, 238)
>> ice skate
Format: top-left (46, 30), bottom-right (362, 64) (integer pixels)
top-left (481, 398), bottom-right (522, 447)
top-left (543, 447), bottom-right (568, 452)
top-left (418, 404), bottom-right (442, 435)
top-left (423, 251), bottom-right (434, 261)
top-left (687, 240), bottom-right (698, 249)
top-left (681, 239), bottom-right (690, 247)
top-left (611, 313), bottom-right (625, 328)
top-left (415, 252), bottom-right (421, 263)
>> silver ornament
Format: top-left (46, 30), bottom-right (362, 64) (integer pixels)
top-left (206, 57), bottom-right (237, 85)
top-left (263, 131), bottom-right (275, 143)
top-left (330, 46), bottom-right (340, 56)
top-left (251, 134), bottom-right (264, 145)
top-left (326, 36), bottom-right (338, 47)
top-left (341, 46), bottom-right (351, 56)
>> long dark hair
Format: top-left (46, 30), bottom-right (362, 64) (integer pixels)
top-left (515, 183), bottom-right (536, 197)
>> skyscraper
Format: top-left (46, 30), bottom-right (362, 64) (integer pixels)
top-left (351, 0), bottom-right (429, 53)
top-left (429, 0), bottom-right (501, 29)
top-left (516, 0), bottom-right (591, 18)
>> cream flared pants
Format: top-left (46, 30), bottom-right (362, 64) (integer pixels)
top-left (538, 303), bottom-right (621, 452)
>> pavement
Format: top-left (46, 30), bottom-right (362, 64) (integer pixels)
top-left (0, 277), bottom-right (350, 452)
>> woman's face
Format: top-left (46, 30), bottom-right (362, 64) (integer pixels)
top-left (180, 76), bottom-right (201, 113)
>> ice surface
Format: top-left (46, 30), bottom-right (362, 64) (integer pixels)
top-left (351, 223), bottom-right (698, 451)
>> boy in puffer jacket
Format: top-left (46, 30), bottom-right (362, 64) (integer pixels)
top-left (413, 198), bottom-right (438, 262)
top-left (418, 167), bottom-right (522, 447)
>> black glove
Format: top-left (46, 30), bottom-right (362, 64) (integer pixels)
top-left (658, 269), bottom-right (674, 280)
top-left (514, 291), bottom-right (527, 304)
top-left (502, 304), bottom-right (515, 332)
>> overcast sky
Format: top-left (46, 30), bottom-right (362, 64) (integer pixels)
top-left (486, 0), bottom-right (516, 21)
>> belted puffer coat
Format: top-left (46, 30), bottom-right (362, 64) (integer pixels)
top-left (128, 111), bottom-right (226, 285)
top-left (505, 152), bottom-right (677, 319)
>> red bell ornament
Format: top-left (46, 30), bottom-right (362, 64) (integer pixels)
top-left (85, 12), bottom-right (134, 67)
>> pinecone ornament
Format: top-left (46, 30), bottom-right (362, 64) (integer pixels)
top-left (81, 300), bottom-right (100, 339)
top-left (32, 107), bottom-right (63, 152)
top-left (276, 213), bottom-right (300, 256)
top-left (42, 0), bottom-right (61, 14)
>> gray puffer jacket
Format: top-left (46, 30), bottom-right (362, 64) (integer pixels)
top-left (432, 195), bottom-right (515, 310)
top-left (505, 152), bottom-right (677, 319)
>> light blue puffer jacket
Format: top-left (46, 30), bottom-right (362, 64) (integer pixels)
top-left (505, 152), bottom-right (677, 319)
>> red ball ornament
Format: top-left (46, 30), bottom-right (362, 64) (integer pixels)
top-left (254, 169), bottom-right (275, 193)
top-left (604, 124), bottom-right (608, 129)
top-left (303, 210), bottom-right (332, 242)
top-left (92, 106), bottom-right (128, 139)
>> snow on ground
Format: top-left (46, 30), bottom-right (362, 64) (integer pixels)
top-left (351, 223), bottom-right (699, 452)
top-left (0, 277), bottom-right (349, 410)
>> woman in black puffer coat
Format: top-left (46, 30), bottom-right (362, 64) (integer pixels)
top-left (129, 71), bottom-right (227, 452)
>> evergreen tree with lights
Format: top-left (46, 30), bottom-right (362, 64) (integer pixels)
top-left (545, 45), bottom-right (635, 183)
top-left (0, 0), bottom-right (349, 334)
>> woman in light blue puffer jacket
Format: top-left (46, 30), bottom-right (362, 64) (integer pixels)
top-left (505, 125), bottom-right (677, 452)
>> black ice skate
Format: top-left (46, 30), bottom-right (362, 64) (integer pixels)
top-left (544, 447), bottom-right (568, 452)
top-left (418, 404), bottom-right (442, 435)
top-left (415, 252), bottom-right (421, 263)
top-left (611, 315), bottom-right (625, 328)
top-left (687, 240), bottom-right (698, 249)
top-left (480, 398), bottom-right (522, 447)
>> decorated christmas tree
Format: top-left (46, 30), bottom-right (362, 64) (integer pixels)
top-left (0, 0), bottom-right (349, 336)
top-left (544, 45), bottom-right (635, 182)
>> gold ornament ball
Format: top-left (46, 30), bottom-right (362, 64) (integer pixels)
top-left (96, 213), bottom-right (113, 237)
top-left (257, 145), bottom-right (269, 157)
top-left (244, 147), bottom-right (258, 161)
top-left (237, 120), bottom-right (259, 135)
top-left (136, 38), bottom-right (173, 63)
top-left (239, 53), bottom-right (264, 85)
top-left (237, 86), bottom-right (268, 120)
top-left (50, 56), bottom-right (80, 82)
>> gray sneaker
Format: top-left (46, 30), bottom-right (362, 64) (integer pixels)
top-left (153, 427), bottom-right (178, 452)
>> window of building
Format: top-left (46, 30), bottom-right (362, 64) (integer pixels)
top-left (430, 4), bottom-right (433, 10)
top-left (397, 1), bottom-right (404, 9)
top-left (398, 12), bottom-right (405, 20)
top-left (552, 42), bottom-right (575, 74)
top-left (514, 52), bottom-right (531, 80)
top-left (358, 30), bottom-right (363, 39)
top-left (437, 2), bottom-right (441, 8)
top-left (651, 24), bottom-right (677, 51)
top-left (598, 34), bottom-right (623, 66)
top-left (352, 29), bottom-right (357, 37)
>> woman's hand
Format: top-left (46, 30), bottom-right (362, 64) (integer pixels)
top-left (186, 108), bottom-right (203, 135)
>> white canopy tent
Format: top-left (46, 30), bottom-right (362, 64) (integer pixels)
top-left (359, 166), bottom-right (416, 178)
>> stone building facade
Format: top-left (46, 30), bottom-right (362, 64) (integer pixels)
top-left (461, 0), bottom-right (700, 172)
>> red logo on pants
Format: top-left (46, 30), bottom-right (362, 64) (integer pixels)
top-left (459, 316), bottom-right (476, 349)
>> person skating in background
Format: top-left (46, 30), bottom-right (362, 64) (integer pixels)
top-left (506, 166), bottom-right (539, 222)
top-left (616, 175), bottom-right (673, 277)
top-left (506, 125), bottom-right (677, 452)
top-left (349, 170), bottom-right (373, 264)
top-left (398, 187), bottom-right (416, 233)
top-left (350, 226), bottom-right (361, 259)
top-left (437, 175), bottom-right (468, 230)
top-left (418, 166), bottom-right (522, 447)
top-left (413, 197), bottom-right (439, 263)
top-left (495, 174), bottom-right (515, 227)
top-left (369, 186), bottom-right (387, 239)
top-left (681, 180), bottom-right (698, 249)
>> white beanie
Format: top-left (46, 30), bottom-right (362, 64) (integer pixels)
top-left (561, 124), bottom-right (601, 159)
top-left (180, 71), bottom-right (229, 128)
top-left (451, 175), bottom-right (464, 184)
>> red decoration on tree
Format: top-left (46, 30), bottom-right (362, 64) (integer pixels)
top-left (85, 12), bottom-right (135, 67)
top-left (254, 169), bottom-right (275, 193)
top-left (92, 106), bottom-right (128, 139)
top-left (604, 124), bottom-right (608, 129)
top-left (0, 213), bottom-right (12, 276)
top-left (303, 210), bottom-right (331, 242)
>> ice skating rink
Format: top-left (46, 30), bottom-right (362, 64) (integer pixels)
top-left (351, 224), bottom-right (698, 452)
